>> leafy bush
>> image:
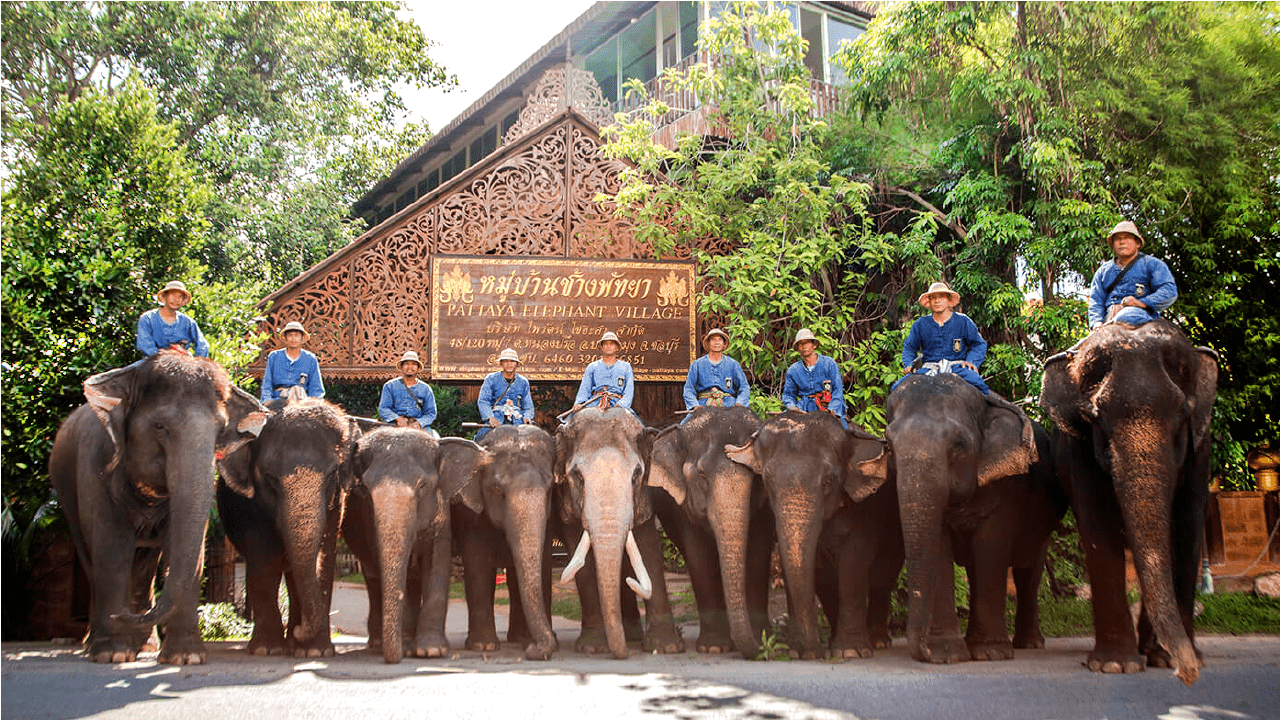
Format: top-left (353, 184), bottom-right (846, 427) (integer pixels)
top-left (198, 603), bottom-right (252, 641)
top-left (1197, 593), bottom-right (1280, 635)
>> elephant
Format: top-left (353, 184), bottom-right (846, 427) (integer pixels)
top-left (47, 352), bottom-right (269, 664)
top-left (553, 406), bottom-right (683, 658)
top-left (854, 372), bottom-right (1063, 665)
top-left (1042, 319), bottom-right (1217, 685)
top-left (453, 424), bottom-right (559, 660)
top-left (725, 410), bottom-right (904, 660)
top-left (647, 405), bottom-right (775, 655)
top-left (216, 397), bottom-right (358, 658)
top-left (341, 428), bottom-right (488, 663)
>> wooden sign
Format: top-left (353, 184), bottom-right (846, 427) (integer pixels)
top-left (430, 256), bottom-right (696, 381)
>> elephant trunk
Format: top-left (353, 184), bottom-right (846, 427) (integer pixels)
top-left (506, 487), bottom-right (556, 660)
top-left (709, 471), bottom-right (757, 657)
top-left (774, 488), bottom-right (822, 658)
top-left (373, 484), bottom-right (415, 664)
top-left (279, 470), bottom-right (333, 648)
top-left (118, 445), bottom-right (217, 628)
top-left (1113, 441), bottom-right (1199, 685)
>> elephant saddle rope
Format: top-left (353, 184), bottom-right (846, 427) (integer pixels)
top-left (808, 390), bottom-right (831, 412)
top-left (591, 389), bottom-right (620, 411)
top-left (696, 388), bottom-right (727, 407)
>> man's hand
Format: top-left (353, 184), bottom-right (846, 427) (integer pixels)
top-left (570, 403), bottom-right (584, 413)
top-left (488, 417), bottom-right (500, 428)
top-left (956, 360), bottom-right (978, 372)
top-left (395, 416), bottom-right (410, 428)
top-left (1120, 296), bottom-right (1147, 309)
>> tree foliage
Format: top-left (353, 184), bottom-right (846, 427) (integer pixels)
top-left (834, 1), bottom-right (1280, 482)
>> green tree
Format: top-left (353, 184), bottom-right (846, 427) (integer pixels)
top-left (601, 2), bottom-right (919, 431)
top-left (1, 80), bottom-right (217, 517)
top-left (2, 1), bottom-right (451, 284)
top-left (833, 1), bottom-right (1280, 476)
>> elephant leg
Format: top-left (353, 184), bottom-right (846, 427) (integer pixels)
top-left (241, 547), bottom-right (287, 656)
top-left (1012, 562), bottom-right (1047, 649)
top-left (964, 555), bottom-right (1014, 661)
top-left (620, 567), bottom-right (643, 641)
top-left (635, 518), bottom-right (684, 653)
top-left (130, 541), bottom-right (162, 652)
top-left (456, 509), bottom-right (500, 651)
top-left (408, 529), bottom-right (451, 658)
top-left (867, 530), bottom-right (904, 650)
top-left (572, 558), bottom-right (608, 654)
top-left (829, 530), bottom-right (875, 659)
top-left (83, 524), bottom-right (145, 663)
top-left (683, 522), bottom-right (732, 653)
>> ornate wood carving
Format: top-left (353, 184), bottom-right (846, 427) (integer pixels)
top-left (259, 262), bottom-right (351, 364)
top-left (350, 208), bottom-right (435, 366)
top-left (568, 125), bottom-right (647, 259)
top-left (504, 65), bottom-right (616, 146)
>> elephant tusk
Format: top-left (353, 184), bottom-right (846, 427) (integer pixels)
top-left (559, 530), bottom-right (591, 585)
top-left (624, 530), bottom-right (652, 600)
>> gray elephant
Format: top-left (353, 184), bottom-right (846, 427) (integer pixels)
top-left (48, 352), bottom-right (269, 664)
top-left (1042, 320), bottom-right (1217, 685)
top-left (725, 410), bottom-right (904, 659)
top-left (342, 429), bottom-right (489, 663)
top-left (453, 424), bottom-right (558, 660)
top-left (216, 397), bottom-right (358, 658)
top-left (855, 373), bottom-right (1063, 665)
top-left (553, 406), bottom-right (682, 658)
top-left (647, 405), bottom-right (774, 655)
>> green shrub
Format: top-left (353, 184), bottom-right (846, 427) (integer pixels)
top-left (1197, 593), bottom-right (1280, 634)
top-left (198, 603), bottom-right (252, 640)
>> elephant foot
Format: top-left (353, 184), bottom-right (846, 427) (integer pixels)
top-left (967, 639), bottom-right (1015, 661)
top-left (289, 638), bottom-right (336, 658)
top-left (872, 634), bottom-right (892, 650)
top-left (408, 633), bottom-right (450, 659)
top-left (86, 636), bottom-right (141, 664)
top-left (1013, 631), bottom-right (1045, 649)
top-left (786, 646), bottom-right (823, 660)
top-left (465, 632), bottom-right (500, 652)
top-left (831, 635), bottom-right (875, 659)
top-left (911, 635), bottom-right (969, 664)
top-left (575, 627), bottom-right (611, 655)
top-left (246, 629), bottom-right (287, 656)
top-left (524, 637), bottom-right (558, 661)
top-left (1085, 648), bottom-right (1146, 675)
top-left (157, 637), bottom-right (208, 666)
top-left (643, 625), bottom-right (685, 654)
top-left (695, 632), bottom-right (733, 655)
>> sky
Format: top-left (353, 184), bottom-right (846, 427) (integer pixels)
top-left (396, 0), bottom-right (599, 133)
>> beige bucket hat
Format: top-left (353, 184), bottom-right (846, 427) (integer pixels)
top-left (155, 280), bottom-right (191, 305)
top-left (598, 331), bottom-right (621, 348)
top-left (1106, 220), bottom-right (1144, 248)
top-left (703, 328), bottom-right (730, 346)
top-left (398, 350), bottom-right (422, 369)
top-left (279, 321), bottom-right (308, 338)
top-left (793, 328), bottom-right (818, 349)
top-left (918, 281), bottom-right (961, 308)
top-left (497, 348), bottom-right (520, 364)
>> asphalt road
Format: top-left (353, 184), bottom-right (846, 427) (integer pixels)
top-left (4, 630), bottom-right (1277, 720)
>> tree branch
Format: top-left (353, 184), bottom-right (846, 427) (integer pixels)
top-left (887, 187), bottom-right (969, 243)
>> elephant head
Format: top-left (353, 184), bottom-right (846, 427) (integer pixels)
top-left (725, 410), bottom-right (887, 658)
top-left (349, 429), bottom-right (489, 663)
top-left (217, 397), bottom-right (358, 655)
top-left (473, 424), bottom-right (559, 660)
top-left (63, 352), bottom-right (268, 663)
top-left (1042, 320), bottom-right (1217, 685)
top-left (648, 405), bottom-right (764, 656)
top-left (554, 406), bottom-right (657, 659)
top-left (864, 373), bottom-right (1038, 664)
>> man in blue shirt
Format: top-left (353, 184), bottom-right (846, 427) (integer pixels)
top-left (1088, 220), bottom-right (1178, 329)
top-left (683, 328), bottom-right (749, 413)
top-left (571, 331), bottom-right (634, 412)
top-left (782, 328), bottom-right (847, 428)
top-left (475, 347), bottom-right (535, 441)
top-left (259, 321), bottom-right (325, 403)
top-left (136, 280), bottom-right (209, 358)
top-left (894, 281), bottom-right (990, 395)
top-left (379, 350), bottom-right (438, 436)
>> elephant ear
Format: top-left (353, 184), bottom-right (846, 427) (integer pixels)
top-left (82, 363), bottom-right (142, 474)
top-left (633, 426), bottom-right (661, 524)
top-left (216, 385), bottom-right (270, 458)
top-left (844, 424), bottom-right (889, 501)
top-left (553, 424), bottom-right (575, 485)
top-left (647, 425), bottom-right (688, 504)
top-left (977, 395), bottom-right (1037, 486)
top-left (724, 432), bottom-right (762, 474)
top-left (438, 437), bottom-right (489, 513)
top-left (1188, 348), bottom-right (1218, 454)
top-left (1042, 353), bottom-right (1088, 437)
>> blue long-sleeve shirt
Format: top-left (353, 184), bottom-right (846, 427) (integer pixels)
top-left (683, 355), bottom-right (750, 409)
top-left (379, 378), bottom-right (437, 428)
top-left (1087, 254), bottom-right (1178, 329)
top-left (574, 359), bottom-right (634, 409)
top-left (478, 372), bottom-right (535, 424)
top-left (782, 354), bottom-right (846, 426)
top-left (260, 348), bottom-right (325, 403)
top-left (901, 312), bottom-right (987, 370)
top-left (136, 309), bottom-right (209, 358)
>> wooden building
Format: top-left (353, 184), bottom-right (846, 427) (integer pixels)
top-left (252, 2), bottom-right (871, 426)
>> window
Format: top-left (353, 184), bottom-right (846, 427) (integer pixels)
top-left (826, 15), bottom-right (864, 85)
top-left (441, 148), bottom-right (466, 183)
top-left (679, 2), bottom-right (699, 62)
top-left (585, 38), bottom-right (619, 104)
top-left (395, 188), bottom-right (414, 212)
top-left (501, 110), bottom-right (520, 141)
top-left (417, 168), bottom-right (439, 198)
top-left (618, 11), bottom-right (657, 97)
